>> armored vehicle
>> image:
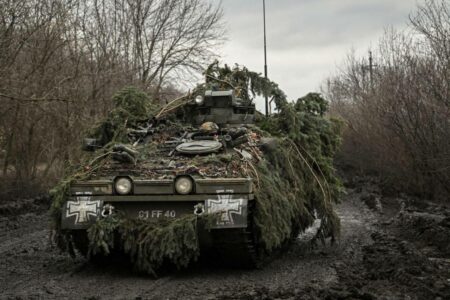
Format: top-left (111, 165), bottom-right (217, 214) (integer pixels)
top-left (53, 65), bottom-right (342, 274)
top-left (60, 88), bottom-right (263, 267)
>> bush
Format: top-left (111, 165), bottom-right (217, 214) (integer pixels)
top-left (325, 0), bottom-right (450, 200)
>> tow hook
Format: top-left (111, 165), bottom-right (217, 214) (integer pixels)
top-left (101, 204), bottom-right (115, 217)
top-left (194, 203), bottom-right (205, 216)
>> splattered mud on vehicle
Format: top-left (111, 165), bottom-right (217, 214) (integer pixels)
top-left (49, 63), bottom-right (343, 275)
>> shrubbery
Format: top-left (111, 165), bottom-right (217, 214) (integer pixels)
top-left (325, 0), bottom-right (450, 200)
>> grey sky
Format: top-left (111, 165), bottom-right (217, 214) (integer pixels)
top-left (215, 0), bottom-right (422, 111)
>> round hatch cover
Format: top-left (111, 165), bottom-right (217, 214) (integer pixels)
top-left (176, 140), bottom-right (222, 154)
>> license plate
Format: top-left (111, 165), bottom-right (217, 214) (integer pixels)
top-left (137, 209), bottom-right (177, 219)
top-left (110, 202), bottom-right (196, 220)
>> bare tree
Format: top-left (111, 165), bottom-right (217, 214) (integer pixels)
top-left (82, 0), bottom-right (224, 98)
top-left (0, 0), bottom-right (224, 199)
top-left (325, 0), bottom-right (450, 200)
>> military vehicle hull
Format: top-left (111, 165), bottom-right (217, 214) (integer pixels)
top-left (61, 176), bottom-right (260, 266)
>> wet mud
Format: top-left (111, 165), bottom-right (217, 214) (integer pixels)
top-left (1, 179), bottom-right (449, 300)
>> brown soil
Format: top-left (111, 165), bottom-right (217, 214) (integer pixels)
top-left (1, 178), bottom-right (449, 300)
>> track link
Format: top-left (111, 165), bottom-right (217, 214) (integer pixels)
top-left (210, 199), bottom-right (261, 268)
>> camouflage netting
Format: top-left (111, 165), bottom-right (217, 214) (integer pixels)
top-left (254, 99), bottom-right (342, 250)
top-left (202, 62), bottom-right (342, 249)
top-left (50, 63), bottom-right (343, 275)
top-left (88, 87), bottom-right (160, 146)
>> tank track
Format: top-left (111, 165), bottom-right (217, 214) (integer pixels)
top-left (210, 199), bottom-right (262, 268)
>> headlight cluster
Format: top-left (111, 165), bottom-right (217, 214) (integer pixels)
top-left (114, 176), bottom-right (194, 195)
top-left (115, 177), bottom-right (132, 195)
top-left (175, 176), bottom-right (193, 194)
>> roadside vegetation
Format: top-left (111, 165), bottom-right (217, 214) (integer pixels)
top-left (324, 0), bottom-right (450, 201)
top-left (0, 0), bottom-right (223, 199)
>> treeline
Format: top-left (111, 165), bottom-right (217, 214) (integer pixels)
top-left (0, 0), bottom-right (223, 198)
top-left (325, 0), bottom-right (449, 200)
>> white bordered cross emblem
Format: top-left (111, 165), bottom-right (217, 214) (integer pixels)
top-left (66, 197), bottom-right (101, 224)
top-left (206, 190), bottom-right (246, 227)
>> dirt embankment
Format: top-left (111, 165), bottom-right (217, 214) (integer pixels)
top-left (0, 178), bottom-right (449, 300)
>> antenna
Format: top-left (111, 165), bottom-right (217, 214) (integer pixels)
top-left (263, 0), bottom-right (269, 117)
top-left (369, 50), bottom-right (374, 86)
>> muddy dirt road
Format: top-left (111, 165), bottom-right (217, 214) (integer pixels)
top-left (1, 181), bottom-right (449, 300)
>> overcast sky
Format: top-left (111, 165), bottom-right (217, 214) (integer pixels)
top-left (215, 0), bottom-right (422, 111)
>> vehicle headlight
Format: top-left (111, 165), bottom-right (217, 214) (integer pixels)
top-left (175, 177), bottom-right (193, 194)
top-left (195, 95), bottom-right (204, 105)
top-left (115, 177), bottom-right (132, 195)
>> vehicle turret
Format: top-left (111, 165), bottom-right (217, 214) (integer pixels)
top-left (190, 90), bottom-right (255, 127)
